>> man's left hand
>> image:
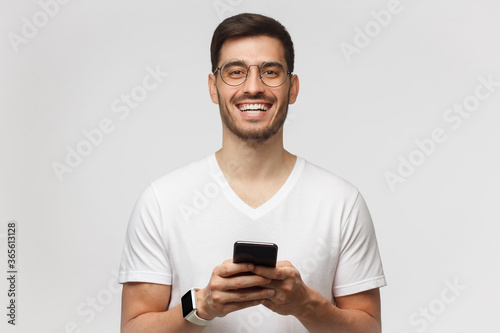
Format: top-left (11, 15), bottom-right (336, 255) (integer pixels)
top-left (251, 260), bottom-right (311, 317)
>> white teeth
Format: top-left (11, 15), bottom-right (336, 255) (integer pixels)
top-left (238, 104), bottom-right (270, 112)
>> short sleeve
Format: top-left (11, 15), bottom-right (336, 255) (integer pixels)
top-left (333, 192), bottom-right (386, 297)
top-left (118, 185), bottom-right (172, 285)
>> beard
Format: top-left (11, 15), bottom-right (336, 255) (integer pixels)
top-left (217, 91), bottom-right (289, 143)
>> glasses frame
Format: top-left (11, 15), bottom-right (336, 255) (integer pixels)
top-left (214, 58), bottom-right (293, 88)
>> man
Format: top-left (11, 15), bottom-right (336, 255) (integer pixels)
top-left (119, 13), bottom-right (386, 333)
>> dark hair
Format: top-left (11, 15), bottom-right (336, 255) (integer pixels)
top-left (210, 13), bottom-right (295, 73)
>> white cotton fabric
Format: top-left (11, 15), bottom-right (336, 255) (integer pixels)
top-left (119, 153), bottom-right (386, 332)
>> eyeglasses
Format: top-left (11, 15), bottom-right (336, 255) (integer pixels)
top-left (214, 58), bottom-right (292, 88)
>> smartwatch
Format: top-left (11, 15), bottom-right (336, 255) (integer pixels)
top-left (181, 288), bottom-right (211, 326)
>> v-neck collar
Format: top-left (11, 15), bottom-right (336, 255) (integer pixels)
top-left (207, 153), bottom-right (305, 220)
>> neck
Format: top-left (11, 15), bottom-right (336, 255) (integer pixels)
top-left (215, 127), bottom-right (296, 182)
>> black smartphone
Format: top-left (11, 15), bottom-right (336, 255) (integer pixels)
top-left (233, 241), bottom-right (278, 267)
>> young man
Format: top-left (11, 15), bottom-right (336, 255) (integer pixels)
top-left (119, 13), bottom-right (386, 333)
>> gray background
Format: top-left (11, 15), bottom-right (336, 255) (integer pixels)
top-left (1, 0), bottom-right (499, 332)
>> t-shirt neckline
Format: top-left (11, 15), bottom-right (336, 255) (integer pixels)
top-left (207, 152), bottom-right (305, 220)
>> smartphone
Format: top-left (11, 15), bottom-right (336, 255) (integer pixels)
top-left (233, 241), bottom-right (278, 267)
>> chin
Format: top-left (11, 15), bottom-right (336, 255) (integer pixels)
top-left (232, 123), bottom-right (284, 142)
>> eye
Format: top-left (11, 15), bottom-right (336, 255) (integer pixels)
top-left (223, 65), bottom-right (247, 78)
top-left (261, 62), bottom-right (285, 78)
top-left (263, 70), bottom-right (279, 76)
top-left (261, 68), bottom-right (283, 78)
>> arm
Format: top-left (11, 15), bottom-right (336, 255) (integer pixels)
top-left (121, 261), bottom-right (274, 333)
top-left (298, 287), bottom-right (381, 333)
top-left (121, 282), bottom-right (204, 333)
top-left (253, 261), bottom-right (382, 333)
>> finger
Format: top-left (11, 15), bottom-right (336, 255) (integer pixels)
top-left (218, 299), bottom-right (263, 316)
top-left (251, 266), bottom-right (288, 280)
top-left (215, 287), bottom-right (275, 304)
top-left (225, 274), bottom-right (272, 290)
top-left (215, 261), bottom-right (255, 278)
top-left (276, 260), bottom-right (293, 268)
top-left (252, 260), bottom-right (296, 279)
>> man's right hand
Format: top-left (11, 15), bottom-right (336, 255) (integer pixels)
top-left (196, 259), bottom-right (276, 320)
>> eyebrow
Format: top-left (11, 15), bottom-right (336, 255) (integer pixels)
top-left (221, 59), bottom-right (284, 67)
top-left (261, 61), bottom-right (283, 67)
top-left (222, 59), bottom-right (246, 67)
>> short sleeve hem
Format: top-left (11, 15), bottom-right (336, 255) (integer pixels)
top-left (333, 276), bottom-right (387, 297)
top-left (118, 271), bottom-right (172, 285)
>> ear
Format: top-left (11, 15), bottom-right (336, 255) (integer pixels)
top-left (208, 73), bottom-right (219, 104)
top-left (288, 74), bottom-right (299, 104)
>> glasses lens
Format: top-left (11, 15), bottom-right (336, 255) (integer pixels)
top-left (218, 59), bottom-right (289, 87)
top-left (221, 59), bottom-right (247, 86)
top-left (260, 61), bottom-right (287, 87)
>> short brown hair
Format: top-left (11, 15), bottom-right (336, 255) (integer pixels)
top-left (210, 13), bottom-right (295, 74)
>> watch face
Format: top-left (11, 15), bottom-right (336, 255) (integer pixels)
top-left (181, 290), bottom-right (194, 318)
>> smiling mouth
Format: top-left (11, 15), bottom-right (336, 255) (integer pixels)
top-left (237, 103), bottom-right (272, 113)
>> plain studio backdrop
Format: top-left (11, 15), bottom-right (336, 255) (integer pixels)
top-left (1, 0), bottom-right (499, 332)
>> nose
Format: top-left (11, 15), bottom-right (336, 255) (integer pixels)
top-left (242, 65), bottom-right (265, 95)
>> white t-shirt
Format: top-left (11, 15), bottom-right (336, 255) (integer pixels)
top-left (119, 153), bottom-right (386, 332)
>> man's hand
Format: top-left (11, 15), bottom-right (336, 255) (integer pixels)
top-left (250, 260), bottom-right (311, 317)
top-left (252, 260), bottom-right (382, 333)
top-left (196, 259), bottom-right (275, 320)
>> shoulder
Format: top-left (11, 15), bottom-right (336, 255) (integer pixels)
top-left (300, 158), bottom-right (360, 198)
top-left (151, 154), bottom-right (212, 189)
top-left (295, 158), bottom-right (364, 216)
top-left (133, 155), bottom-right (213, 207)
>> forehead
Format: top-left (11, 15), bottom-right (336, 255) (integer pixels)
top-left (219, 36), bottom-right (286, 65)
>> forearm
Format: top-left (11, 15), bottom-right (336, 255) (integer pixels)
top-left (122, 304), bottom-right (205, 333)
top-left (296, 288), bottom-right (381, 333)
